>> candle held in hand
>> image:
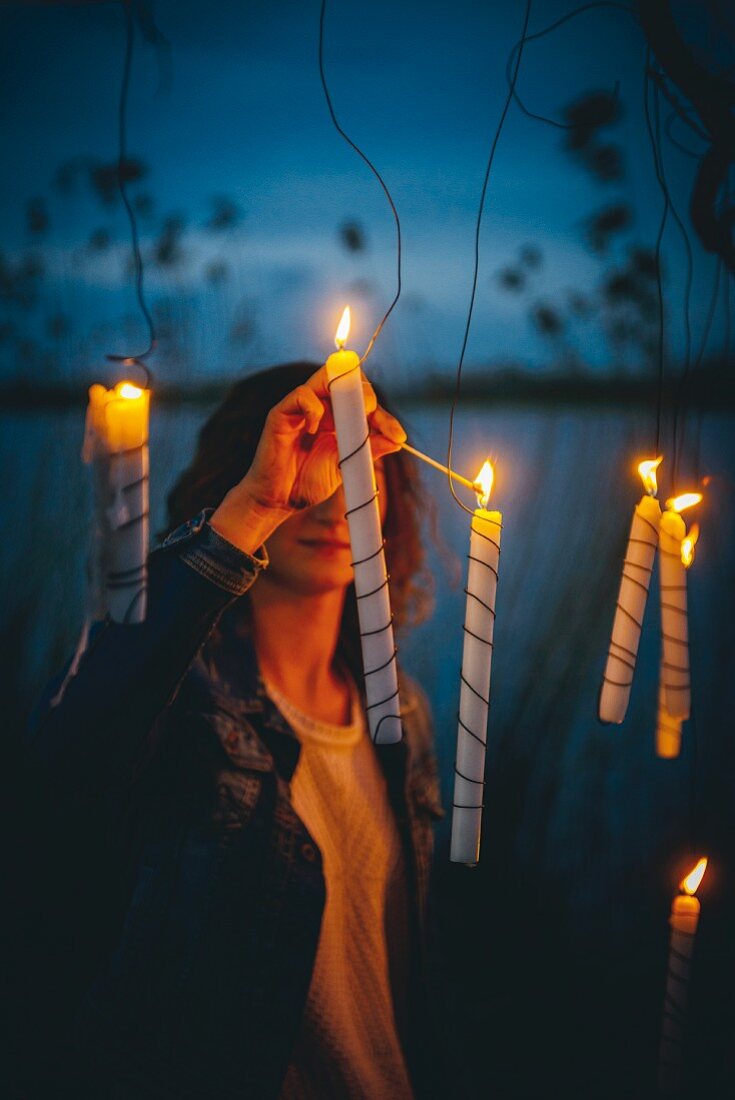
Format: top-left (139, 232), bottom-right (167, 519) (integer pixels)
top-left (599, 458), bottom-right (662, 724)
top-left (659, 494), bottom-right (701, 720)
top-left (450, 461), bottom-right (501, 865)
top-left (658, 858), bottom-right (707, 1095)
top-left (325, 307), bottom-right (401, 745)
top-left (84, 380), bottom-right (150, 623)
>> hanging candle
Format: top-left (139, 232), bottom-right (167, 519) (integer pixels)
top-left (659, 494), bottom-right (702, 721)
top-left (84, 380), bottom-right (150, 624)
top-left (324, 307), bottom-right (401, 745)
top-left (599, 458), bottom-right (662, 724)
top-left (656, 523), bottom-right (699, 758)
top-left (658, 857), bottom-right (708, 1095)
top-left (450, 460), bottom-right (501, 866)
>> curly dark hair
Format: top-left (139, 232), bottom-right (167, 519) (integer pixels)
top-left (165, 362), bottom-right (433, 673)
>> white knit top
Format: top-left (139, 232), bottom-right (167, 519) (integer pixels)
top-left (266, 676), bottom-right (414, 1100)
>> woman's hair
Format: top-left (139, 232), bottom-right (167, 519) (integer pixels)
top-left (165, 362), bottom-right (433, 666)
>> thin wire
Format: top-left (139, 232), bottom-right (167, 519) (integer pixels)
top-left (677, 259), bottom-right (722, 482)
top-left (649, 73), bottom-right (694, 487)
top-left (505, 1), bottom-right (635, 130)
top-left (642, 57), bottom-right (670, 459)
top-left (107, 0), bottom-right (155, 386)
top-left (446, 1), bottom-right (533, 519)
top-left (318, 0), bottom-right (401, 369)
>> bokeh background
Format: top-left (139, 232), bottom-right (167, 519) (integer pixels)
top-left (3, 1), bottom-right (734, 1096)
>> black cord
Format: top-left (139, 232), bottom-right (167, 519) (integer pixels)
top-left (505, 1), bottom-right (635, 131)
top-left (446, 0), bottom-right (532, 519)
top-left (318, 0), bottom-right (401, 369)
top-left (107, 0), bottom-right (155, 387)
top-left (642, 56), bottom-right (670, 459)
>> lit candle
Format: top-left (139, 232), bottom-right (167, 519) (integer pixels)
top-left (659, 494), bottom-right (702, 720)
top-left (658, 857), bottom-right (708, 1095)
top-left (656, 524), bottom-right (699, 758)
top-left (325, 307), bottom-right (401, 745)
top-left (83, 380), bottom-right (150, 623)
top-left (450, 461), bottom-right (500, 866)
top-left (599, 458), bottom-right (662, 724)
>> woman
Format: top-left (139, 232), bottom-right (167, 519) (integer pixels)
top-left (23, 361), bottom-right (449, 1098)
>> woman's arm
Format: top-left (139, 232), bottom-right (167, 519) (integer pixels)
top-left (29, 363), bottom-right (405, 789)
top-left (28, 513), bottom-right (266, 786)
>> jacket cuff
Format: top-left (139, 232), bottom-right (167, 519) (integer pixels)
top-left (161, 508), bottom-right (268, 596)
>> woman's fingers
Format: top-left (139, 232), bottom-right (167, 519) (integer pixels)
top-left (370, 404), bottom-right (406, 446)
top-left (271, 384), bottom-right (326, 435)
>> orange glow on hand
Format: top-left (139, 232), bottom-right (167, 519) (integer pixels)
top-left (117, 382), bottom-right (144, 400)
top-left (666, 492), bottom-right (703, 514)
top-left (475, 460), bottom-right (494, 510)
top-left (638, 456), bottom-right (662, 496)
top-left (680, 523), bottom-right (700, 568)
top-left (680, 857), bottom-right (708, 896)
top-left (335, 306), bottom-right (351, 349)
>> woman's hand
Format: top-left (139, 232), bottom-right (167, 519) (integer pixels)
top-left (210, 363), bottom-right (406, 556)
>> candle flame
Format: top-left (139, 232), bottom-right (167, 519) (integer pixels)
top-left (666, 492), bottom-right (703, 514)
top-left (335, 306), bottom-right (351, 349)
top-left (475, 460), bottom-right (494, 509)
top-left (680, 523), bottom-right (700, 568)
top-left (679, 857), bottom-right (707, 896)
top-left (117, 382), bottom-right (144, 400)
top-left (637, 456), bottom-right (662, 496)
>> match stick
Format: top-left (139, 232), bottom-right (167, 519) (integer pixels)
top-left (401, 442), bottom-right (479, 493)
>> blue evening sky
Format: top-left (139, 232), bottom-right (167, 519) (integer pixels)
top-left (0, 0), bottom-right (726, 384)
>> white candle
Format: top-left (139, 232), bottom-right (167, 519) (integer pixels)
top-left (451, 461), bottom-right (500, 866)
top-left (655, 679), bottom-right (682, 759)
top-left (659, 495), bottom-right (701, 721)
top-left (659, 858), bottom-right (707, 1095)
top-left (655, 523), bottom-right (698, 757)
top-left (325, 307), bottom-right (401, 745)
top-left (599, 458), bottom-right (662, 724)
top-left (84, 381), bottom-right (150, 624)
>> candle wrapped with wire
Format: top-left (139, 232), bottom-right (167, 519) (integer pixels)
top-left (659, 857), bottom-right (708, 1095)
top-left (450, 461), bottom-right (501, 866)
top-left (599, 458), bottom-right (662, 724)
top-left (83, 380), bottom-right (151, 624)
top-left (659, 494), bottom-right (702, 721)
top-left (325, 307), bottom-right (401, 745)
top-left (656, 523), bottom-right (699, 758)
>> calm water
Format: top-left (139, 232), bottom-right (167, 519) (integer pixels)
top-left (4, 402), bottom-right (734, 933)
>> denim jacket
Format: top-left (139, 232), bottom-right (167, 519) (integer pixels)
top-left (25, 510), bottom-right (447, 1099)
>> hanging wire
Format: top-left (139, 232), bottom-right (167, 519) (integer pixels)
top-left (642, 55), bottom-right (671, 459)
top-left (107, 0), bottom-right (155, 387)
top-left (504, 1), bottom-right (635, 130)
top-left (676, 259), bottom-right (722, 481)
top-left (445, 1), bottom-right (532, 518)
top-left (318, 0), bottom-right (401, 368)
top-left (648, 70), bottom-right (695, 487)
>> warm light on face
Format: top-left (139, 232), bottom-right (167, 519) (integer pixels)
top-left (335, 306), bottom-right (351, 349)
top-left (680, 523), bottom-right (700, 568)
top-left (666, 492), bottom-right (703, 514)
top-left (475, 460), bottom-right (494, 510)
top-left (680, 857), bottom-right (708, 896)
top-left (637, 456), bottom-right (662, 496)
top-left (117, 382), bottom-right (144, 400)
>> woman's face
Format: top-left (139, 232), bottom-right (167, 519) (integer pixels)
top-left (263, 462), bottom-right (388, 597)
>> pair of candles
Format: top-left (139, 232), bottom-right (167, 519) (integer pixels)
top-left (599, 457), bottom-right (702, 756)
top-left (325, 307), bottom-right (502, 782)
